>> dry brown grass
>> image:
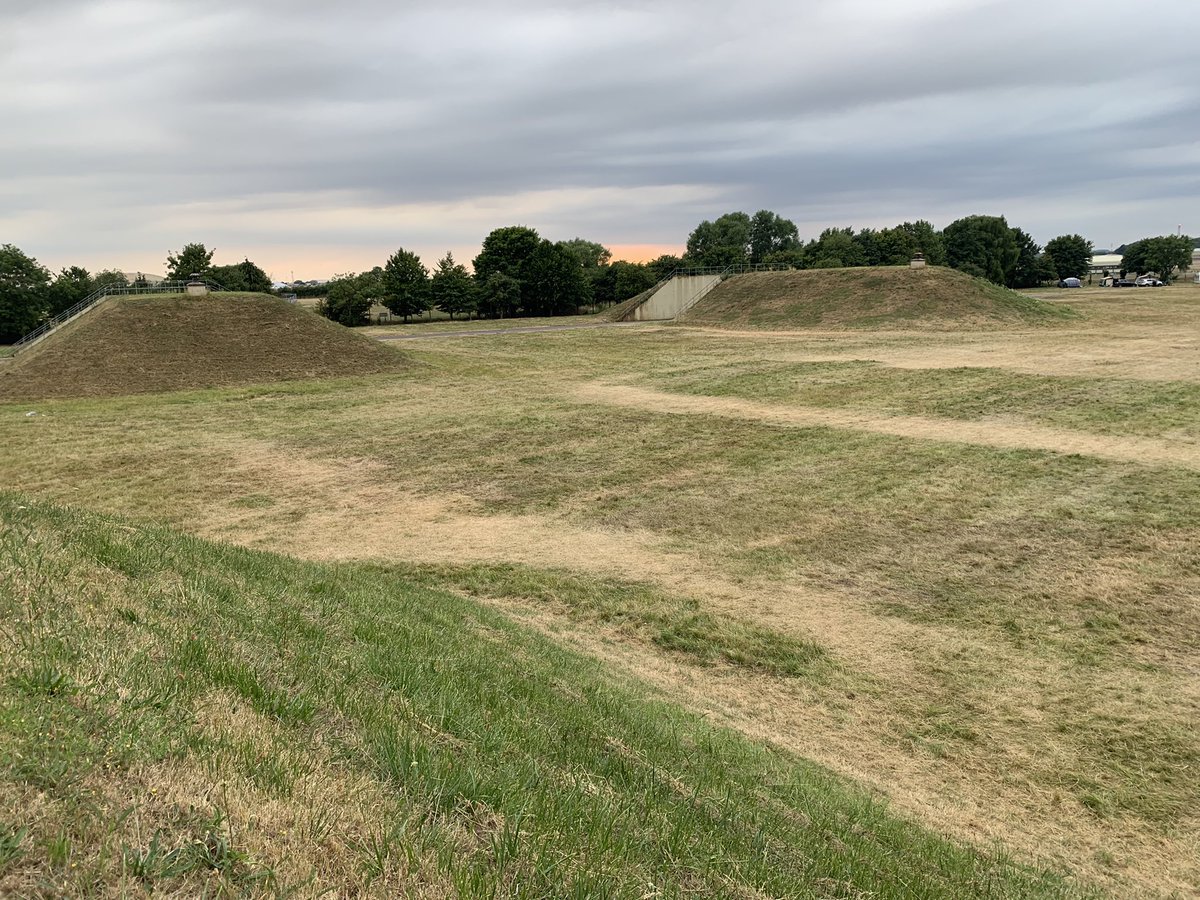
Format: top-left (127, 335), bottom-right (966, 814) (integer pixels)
top-left (574, 381), bottom-right (1200, 469)
top-left (3, 285), bottom-right (1200, 895)
top-left (0, 293), bottom-right (407, 401)
top-left (678, 266), bottom-right (1075, 329)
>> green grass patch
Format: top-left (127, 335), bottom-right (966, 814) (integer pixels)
top-left (648, 359), bottom-right (1200, 438)
top-left (388, 561), bottom-right (830, 678)
top-left (0, 494), bottom-right (1089, 897)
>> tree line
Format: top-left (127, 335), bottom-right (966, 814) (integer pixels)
top-left (1, 217), bottom-right (1194, 342)
top-left (681, 211), bottom-right (1193, 289)
top-left (316, 227), bottom-right (683, 327)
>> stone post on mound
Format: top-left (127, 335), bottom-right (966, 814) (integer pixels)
top-left (909, 253), bottom-right (926, 269)
top-left (186, 272), bottom-right (209, 296)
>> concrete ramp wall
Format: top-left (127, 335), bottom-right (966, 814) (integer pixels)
top-left (625, 274), bottom-right (722, 321)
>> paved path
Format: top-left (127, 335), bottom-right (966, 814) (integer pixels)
top-left (373, 321), bottom-right (648, 341)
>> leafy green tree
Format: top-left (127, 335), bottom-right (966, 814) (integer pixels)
top-left (1122, 235), bottom-right (1193, 282)
top-left (473, 226), bottom-right (542, 285)
top-left (685, 212), bottom-right (752, 267)
top-left (92, 270), bottom-right (128, 291)
top-left (165, 243), bottom-right (215, 280)
top-left (748, 210), bottom-right (800, 264)
top-left (761, 247), bottom-right (806, 268)
top-left (522, 240), bottom-right (591, 316)
top-left (1043, 234), bottom-right (1093, 280)
top-left (473, 226), bottom-right (545, 314)
top-left (647, 255), bottom-right (683, 281)
top-left (1035, 253), bottom-right (1059, 285)
top-left (209, 258), bottom-right (271, 293)
top-left (0, 244), bottom-right (52, 342)
top-left (47, 266), bottom-right (93, 316)
top-left (237, 258), bottom-right (272, 293)
top-left (806, 228), bottom-right (866, 268)
top-left (880, 220), bottom-right (946, 266)
top-left (382, 248), bottom-right (429, 322)
top-left (558, 238), bottom-right (611, 270)
top-left (611, 262), bottom-right (658, 302)
top-left (1007, 228), bottom-right (1043, 289)
top-left (943, 215), bottom-right (1019, 285)
top-left (430, 252), bottom-right (476, 320)
top-left (318, 272), bottom-right (377, 326)
top-left (477, 272), bottom-right (521, 318)
top-left (853, 228), bottom-right (884, 266)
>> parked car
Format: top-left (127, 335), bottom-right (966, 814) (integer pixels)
top-left (1110, 279), bottom-right (1137, 287)
top-left (1058, 277), bottom-right (1082, 288)
top-left (1135, 277), bottom-right (1164, 287)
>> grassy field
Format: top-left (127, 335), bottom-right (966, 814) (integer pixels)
top-left (2, 281), bottom-right (1198, 895)
top-left (0, 496), bottom-right (1084, 897)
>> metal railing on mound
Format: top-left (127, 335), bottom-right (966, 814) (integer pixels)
top-left (10, 278), bottom-right (229, 354)
top-left (667, 262), bottom-right (797, 279)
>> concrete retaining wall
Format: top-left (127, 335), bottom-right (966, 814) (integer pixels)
top-left (626, 274), bottom-right (722, 321)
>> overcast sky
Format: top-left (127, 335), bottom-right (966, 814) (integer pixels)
top-left (2, 0), bottom-right (1197, 279)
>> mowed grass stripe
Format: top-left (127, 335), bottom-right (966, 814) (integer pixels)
top-left (574, 381), bottom-right (1200, 470)
top-left (645, 359), bottom-right (1200, 440)
top-left (0, 495), bottom-right (1089, 897)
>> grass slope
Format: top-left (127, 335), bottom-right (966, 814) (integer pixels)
top-left (678, 267), bottom-right (1077, 330)
top-left (0, 495), bottom-right (1087, 898)
top-left (0, 293), bottom-right (406, 401)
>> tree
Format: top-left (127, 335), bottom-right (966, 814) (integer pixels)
top-left (382, 248), bottom-right (429, 322)
top-left (473, 226), bottom-right (542, 285)
top-left (943, 215), bottom-right (1019, 285)
top-left (1007, 228), bottom-right (1043, 289)
top-left (610, 262), bottom-right (658, 303)
top-left (477, 272), bottom-right (521, 319)
top-left (47, 266), bottom-right (93, 316)
top-left (1043, 234), bottom-right (1093, 280)
top-left (685, 212), bottom-right (752, 267)
top-left (1122, 235), bottom-right (1193, 282)
top-left (430, 252), bottom-right (476, 320)
top-left (647, 255), bottom-right (683, 281)
top-left (165, 243), bottom-right (215, 280)
top-left (748, 210), bottom-right (800, 264)
top-left (318, 272), bottom-right (377, 326)
top-left (210, 258), bottom-right (271, 293)
top-left (896, 220), bottom-right (946, 266)
top-left (92, 270), bottom-right (128, 291)
top-left (522, 240), bottom-right (591, 316)
top-left (237, 258), bottom-right (272, 293)
top-left (806, 228), bottom-right (866, 268)
top-left (0, 244), bottom-right (52, 343)
top-left (558, 238), bottom-right (611, 270)
top-left (1035, 253), bottom-right (1059, 285)
top-left (872, 221), bottom-right (946, 266)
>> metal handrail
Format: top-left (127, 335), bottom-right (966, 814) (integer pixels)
top-left (10, 278), bottom-right (229, 353)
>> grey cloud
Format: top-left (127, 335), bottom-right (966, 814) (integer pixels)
top-left (2, 0), bottom-right (1197, 272)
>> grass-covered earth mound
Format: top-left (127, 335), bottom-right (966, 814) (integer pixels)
top-left (0, 293), bottom-right (405, 400)
top-left (0, 494), bottom-right (1086, 897)
top-left (678, 266), bottom-right (1077, 330)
